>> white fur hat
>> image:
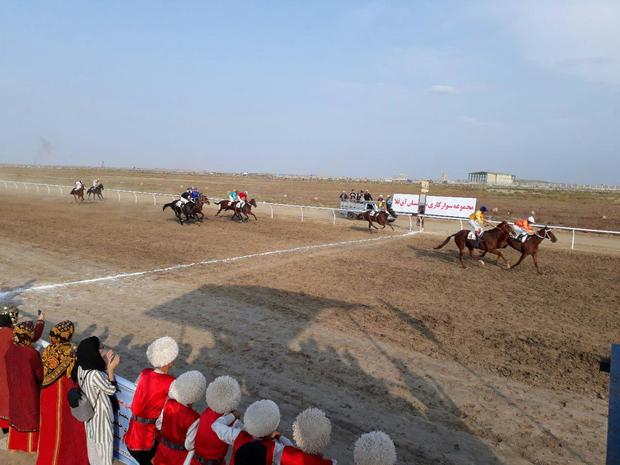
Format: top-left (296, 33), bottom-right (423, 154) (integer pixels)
top-left (527, 216), bottom-right (535, 223)
top-left (243, 399), bottom-right (280, 438)
top-left (292, 408), bottom-right (331, 454)
top-left (206, 376), bottom-right (241, 414)
top-left (146, 336), bottom-right (179, 368)
top-left (168, 370), bottom-right (206, 406)
top-left (354, 431), bottom-right (397, 465)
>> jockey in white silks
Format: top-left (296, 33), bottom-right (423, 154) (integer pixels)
top-left (75, 180), bottom-right (84, 191)
top-left (92, 179), bottom-right (100, 188)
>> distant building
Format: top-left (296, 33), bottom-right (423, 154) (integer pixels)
top-left (468, 171), bottom-right (515, 185)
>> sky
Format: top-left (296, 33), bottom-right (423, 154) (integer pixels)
top-left (1, 1), bottom-right (619, 184)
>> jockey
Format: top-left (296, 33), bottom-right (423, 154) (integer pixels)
top-left (75, 180), bottom-right (84, 191)
top-left (376, 195), bottom-right (385, 211)
top-left (229, 190), bottom-right (239, 203)
top-left (512, 216), bottom-right (535, 238)
top-left (468, 206), bottom-right (488, 237)
top-left (238, 191), bottom-right (248, 208)
top-left (179, 191), bottom-right (191, 205)
top-left (190, 188), bottom-right (200, 203)
top-left (92, 178), bottom-right (100, 188)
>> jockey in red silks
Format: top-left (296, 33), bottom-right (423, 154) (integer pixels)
top-left (238, 191), bottom-right (248, 207)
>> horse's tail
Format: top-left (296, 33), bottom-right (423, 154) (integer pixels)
top-left (434, 233), bottom-right (456, 250)
top-left (163, 202), bottom-right (173, 211)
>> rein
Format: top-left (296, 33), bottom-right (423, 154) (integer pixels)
top-left (534, 229), bottom-right (551, 240)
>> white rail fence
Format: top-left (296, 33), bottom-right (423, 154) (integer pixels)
top-left (1, 180), bottom-right (619, 250)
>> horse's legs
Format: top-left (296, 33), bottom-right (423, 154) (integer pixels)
top-left (485, 249), bottom-right (510, 268)
top-left (388, 221), bottom-right (394, 231)
top-left (250, 212), bottom-right (257, 221)
top-left (510, 253), bottom-right (527, 270)
top-left (532, 252), bottom-right (542, 275)
top-left (458, 246), bottom-right (466, 268)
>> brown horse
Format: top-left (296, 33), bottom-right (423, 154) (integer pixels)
top-left (434, 221), bottom-right (513, 269)
top-left (187, 195), bottom-right (211, 221)
top-left (507, 226), bottom-right (557, 274)
top-left (215, 200), bottom-right (238, 216)
top-left (70, 186), bottom-right (84, 202)
top-left (362, 210), bottom-right (393, 232)
top-left (234, 198), bottom-right (258, 221)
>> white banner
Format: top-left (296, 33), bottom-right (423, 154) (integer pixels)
top-left (424, 195), bottom-right (477, 218)
top-left (391, 193), bottom-right (420, 213)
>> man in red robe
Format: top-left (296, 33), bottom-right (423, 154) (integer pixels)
top-left (0, 306), bottom-right (44, 434)
top-left (211, 399), bottom-right (293, 465)
top-left (185, 375), bottom-right (242, 465)
top-left (124, 336), bottom-right (179, 465)
top-left (281, 408), bottom-right (335, 465)
top-left (5, 320), bottom-right (44, 452)
top-left (152, 370), bottom-right (206, 465)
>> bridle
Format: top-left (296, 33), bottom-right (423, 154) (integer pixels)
top-left (534, 228), bottom-right (552, 240)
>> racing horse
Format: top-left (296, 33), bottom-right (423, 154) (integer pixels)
top-left (233, 198), bottom-right (258, 221)
top-left (433, 221), bottom-right (513, 269)
top-left (507, 226), bottom-right (557, 274)
top-left (163, 199), bottom-right (194, 224)
top-left (214, 200), bottom-right (238, 217)
top-left (362, 210), bottom-right (393, 232)
top-left (70, 185), bottom-right (84, 202)
top-left (186, 195), bottom-right (210, 221)
top-left (86, 184), bottom-right (104, 200)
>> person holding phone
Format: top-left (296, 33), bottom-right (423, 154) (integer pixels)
top-left (72, 337), bottom-right (121, 465)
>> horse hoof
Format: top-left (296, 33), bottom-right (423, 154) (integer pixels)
top-left (506, 264), bottom-right (511, 269)
top-left (478, 260), bottom-right (485, 265)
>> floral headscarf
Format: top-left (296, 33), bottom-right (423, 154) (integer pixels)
top-left (13, 321), bottom-right (35, 347)
top-left (42, 321), bottom-right (76, 386)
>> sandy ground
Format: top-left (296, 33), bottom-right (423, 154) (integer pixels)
top-left (0, 186), bottom-right (618, 465)
top-left (1, 164), bottom-right (619, 230)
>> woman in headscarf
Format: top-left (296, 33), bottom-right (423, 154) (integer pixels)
top-left (5, 320), bottom-right (44, 453)
top-left (72, 336), bottom-right (121, 465)
top-left (36, 321), bottom-right (89, 465)
top-left (0, 305), bottom-right (44, 434)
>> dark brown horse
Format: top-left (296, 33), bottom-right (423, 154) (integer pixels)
top-left (215, 200), bottom-right (238, 216)
top-left (434, 221), bottom-right (513, 269)
top-left (362, 210), bottom-right (393, 232)
top-left (233, 198), bottom-right (258, 221)
top-left (70, 186), bottom-right (84, 202)
top-left (507, 226), bottom-right (557, 274)
top-left (186, 195), bottom-right (210, 221)
top-left (86, 184), bottom-right (104, 200)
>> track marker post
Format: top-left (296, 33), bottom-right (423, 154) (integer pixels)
top-left (571, 230), bottom-right (576, 250)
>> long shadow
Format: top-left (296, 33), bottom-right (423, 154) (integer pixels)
top-left (0, 279), bottom-right (37, 303)
top-left (136, 284), bottom-right (504, 464)
top-left (378, 299), bottom-right (593, 465)
top-left (409, 244), bottom-right (510, 270)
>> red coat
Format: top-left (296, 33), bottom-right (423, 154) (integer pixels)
top-left (152, 400), bottom-right (200, 465)
top-left (0, 321), bottom-right (43, 423)
top-left (281, 446), bottom-right (334, 465)
top-left (5, 343), bottom-right (43, 431)
top-left (231, 431), bottom-right (275, 465)
top-left (190, 408), bottom-right (230, 464)
top-left (124, 368), bottom-right (175, 451)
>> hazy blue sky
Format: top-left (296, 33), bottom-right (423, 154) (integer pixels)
top-left (1, 1), bottom-right (619, 183)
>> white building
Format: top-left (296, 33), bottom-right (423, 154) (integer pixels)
top-left (468, 171), bottom-right (515, 186)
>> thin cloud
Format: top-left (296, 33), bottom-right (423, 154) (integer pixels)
top-left (457, 116), bottom-right (501, 128)
top-left (430, 84), bottom-right (458, 94)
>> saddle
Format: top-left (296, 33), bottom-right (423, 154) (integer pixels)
top-left (467, 230), bottom-right (483, 241)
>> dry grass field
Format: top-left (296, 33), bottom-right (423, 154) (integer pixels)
top-left (0, 166), bottom-right (619, 465)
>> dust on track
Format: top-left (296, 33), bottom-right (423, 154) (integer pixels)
top-left (0, 189), bottom-right (617, 465)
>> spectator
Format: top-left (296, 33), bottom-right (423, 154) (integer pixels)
top-left (73, 336), bottom-right (121, 465)
top-left (358, 190), bottom-right (365, 201)
top-left (281, 407), bottom-right (335, 464)
top-left (353, 431), bottom-right (396, 465)
top-left (5, 320), bottom-right (44, 452)
top-left (37, 321), bottom-right (88, 465)
top-left (212, 399), bottom-right (292, 465)
top-left (363, 190), bottom-right (373, 202)
top-left (0, 305), bottom-right (43, 434)
top-left (185, 375), bottom-right (242, 465)
top-left (349, 190), bottom-right (356, 201)
top-left (339, 191), bottom-right (348, 201)
top-left (124, 336), bottom-right (179, 465)
top-left (152, 370), bottom-right (206, 465)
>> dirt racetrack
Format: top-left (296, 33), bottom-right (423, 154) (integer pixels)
top-left (1, 184), bottom-right (619, 464)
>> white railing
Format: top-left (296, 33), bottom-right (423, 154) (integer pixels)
top-left (1, 179), bottom-right (619, 250)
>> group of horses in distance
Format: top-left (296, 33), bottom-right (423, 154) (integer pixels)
top-left (434, 221), bottom-right (558, 274)
top-left (70, 184), bottom-right (104, 202)
top-left (162, 197), bottom-right (258, 225)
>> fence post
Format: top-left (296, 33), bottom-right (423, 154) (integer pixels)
top-left (25, 184), bottom-right (28, 191)
top-left (571, 229), bottom-right (576, 250)
top-left (332, 209), bottom-right (336, 225)
top-left (300, 206), bottom-right (304, 222)
top-left (117, 192), bottom-right (121, 202)
top-left (3, 181), bottom-right (6, 188)
top-left (409, 215), bottom-right (412, 232)
top-left (58, 186), bottom-right (62, 195)
top-left (460, 219), bottom-right (463, 230)
top-left (47, 186), bottom-right (50, 194)
top-left (269, 205), bottom-right (274, 219)
top-left (13, 182), bottom-right (18, 189)
top-left (35, 185), bottom-right (39, 193)
top-left (134, 193), bottom-right (138, 204)
top-left (153, 195), bottom-right (157, 206)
